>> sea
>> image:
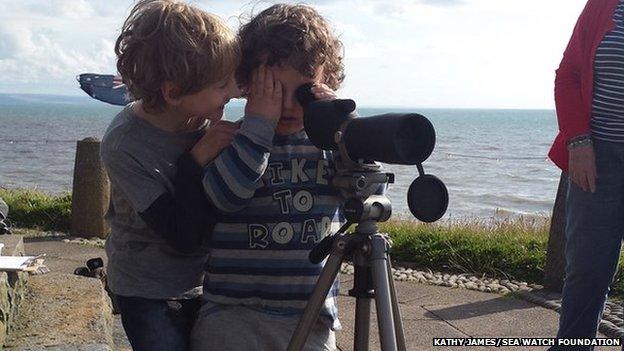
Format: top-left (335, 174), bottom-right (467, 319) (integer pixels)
top-left (0, 93), bottom-right (561, 220)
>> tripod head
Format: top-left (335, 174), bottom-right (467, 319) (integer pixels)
top-left (308, 161), bottom-right (394, 264)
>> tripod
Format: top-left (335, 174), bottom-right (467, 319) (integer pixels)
top-left (290, 84), bottom-right (448, 351)
top-left (287, 201), bottom-right (407, 351)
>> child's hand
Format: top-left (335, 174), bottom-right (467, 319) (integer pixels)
top-left (244, 65), bottom-right (282, 123)
top-left (311, 83), bottom-right (337, 101)
top-left (190, 120), bottom-right (239, 166)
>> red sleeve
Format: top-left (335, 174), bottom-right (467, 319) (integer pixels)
top-left (554, 0), bottom-right (593, 142)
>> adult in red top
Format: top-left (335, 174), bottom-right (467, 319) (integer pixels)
top-left (549, 0), bottom-right (624, 348)
top-left (549, 0), bottom-right (618, 176)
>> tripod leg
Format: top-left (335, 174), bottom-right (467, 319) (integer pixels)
top-left (386, 254), bottom-right (407, 351)
top-left (352, 249), bottom-right (372, 351)
top-left (287, 235), bottom-right (348, 351)
top-left (370, 234), bottom-right (398, 351)
top-left (354, 298), bottom-right (371, 351)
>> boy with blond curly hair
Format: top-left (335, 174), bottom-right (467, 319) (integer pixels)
top-left (191, 4), bottom-right (345, 350)
top-left (101, 1), bottom-right (241, 349)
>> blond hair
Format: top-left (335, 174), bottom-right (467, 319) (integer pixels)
top-left (115, 0), bottom-right (240, 112)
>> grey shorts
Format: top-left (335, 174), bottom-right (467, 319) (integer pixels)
top-left (190, 302), bottom-right (336, 351)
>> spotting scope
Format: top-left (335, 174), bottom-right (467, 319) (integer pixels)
top-left (296, 84), bottom-right (435, 165)
top-left (295, 83), bottom-right (449, 222)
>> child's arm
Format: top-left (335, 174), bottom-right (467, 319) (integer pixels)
top-left (101, 122), bottom-right (237, 253)
top-left (190, 121), bottom-right (238, 166)
top-left (136, 151), bottom-right (217, 252)
top-left (102, 150), bottom-right (216, 253)
top-left (201, 66), bottom-right (282, 212)
top-left (139, 121), bottom-right (241, 251)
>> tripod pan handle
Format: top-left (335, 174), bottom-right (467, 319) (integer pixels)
top-left (309, 235), bottom-right (336, 264)
top-left (309, 222), bottom-right (352, 264)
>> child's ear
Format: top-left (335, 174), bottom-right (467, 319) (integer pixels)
top-left (161, 82), bottom-right (182, 106)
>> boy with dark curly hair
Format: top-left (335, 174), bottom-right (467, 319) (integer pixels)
top-left (190, 4), bottom-right (345, 351)
top-left (100, 1), bottom-right (241, 349)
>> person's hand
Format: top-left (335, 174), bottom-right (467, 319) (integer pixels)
top-left (568, 144), bottom-right (597, 193)
top-left (311, 83), bottom-right (337, 101)
top-left (244, 65), bottom-right (282, 123)
top-left (190, 120), bottom-right (239, 166)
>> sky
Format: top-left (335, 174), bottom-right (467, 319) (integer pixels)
top-left (0, 0), bottom-right (588, 109)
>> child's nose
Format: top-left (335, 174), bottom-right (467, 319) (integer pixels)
top-left (282, 92), bottom-right (298, 111)
top-left (228, 81), bottom-right (241, 98)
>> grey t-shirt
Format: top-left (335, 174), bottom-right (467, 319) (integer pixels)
top-left (100, 103), bottom-right (209, 299)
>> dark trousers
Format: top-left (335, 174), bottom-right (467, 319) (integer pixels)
top-left (551, 140), bottom-right (624, 351)
top-left (117, 295), bottom-right (201, 351)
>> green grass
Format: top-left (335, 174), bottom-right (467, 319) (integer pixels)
top-left (2, 187), bottom-right (624, 298)
top-left (381, 218), bottom-right (624, 298)
top-left (381, 218), bottom-right (550, 283)
top-left (0, 188), bottom-right (71, 232)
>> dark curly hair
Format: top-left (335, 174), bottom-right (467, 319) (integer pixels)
top-left (236, 4), bottom-right (345, 91)
top-left (115, 0), bottom-right (240, 112)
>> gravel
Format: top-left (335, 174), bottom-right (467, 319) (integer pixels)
top-left (63, 237), bottom-right (106, 248)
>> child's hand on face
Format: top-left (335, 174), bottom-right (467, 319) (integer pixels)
top-left (311, 83), bottom-right (337, 101)
top-left (244, 65), bottom-right (282, 124)
top-left (190, 120), bottom-right (239, 166)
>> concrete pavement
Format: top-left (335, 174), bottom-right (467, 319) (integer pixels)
top-left (23, 237), bottom-right (620, 351)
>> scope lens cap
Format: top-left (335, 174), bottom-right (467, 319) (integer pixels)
top-left (407, 174), bottom-right (448, 223)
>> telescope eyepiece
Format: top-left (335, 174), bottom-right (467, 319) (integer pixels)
top-left (295, 83), bottom-right (316, 108)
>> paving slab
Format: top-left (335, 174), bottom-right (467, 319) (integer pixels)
top-left (24, 237), bottom-right (106, 275)
top-left (337, 294), bottom-right (438, 322)
top-left (336, 314), bottom-right (468, 351)
top-left (423, 297), bottom-right (560, 337)
top-left (392, 281), bottom-right (503, 305)
top-left (340, 273), bottom-right (354, 284)
top-left (339, 277), bottom-right (435, 304)
top-left (0, 235), bottom-right (25, 257)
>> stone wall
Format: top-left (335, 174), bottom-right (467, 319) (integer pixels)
top-left (0, 236), bottom-right (28, 347)
top-left (4, 274), bottom-right (113, 350)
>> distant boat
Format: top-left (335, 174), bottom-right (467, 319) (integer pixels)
top-left (77, 73), bottom-right (133, 106)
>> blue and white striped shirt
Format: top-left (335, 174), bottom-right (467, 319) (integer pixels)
top-left (202, 116), bottom-right (343, 329)
top-left (591, 0), bottom-right (624, 142)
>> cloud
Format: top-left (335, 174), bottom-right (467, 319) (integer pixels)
top-left (0, 27), bottom-right (115, 83)
top-left (0, 0), bottom-right (588, 108)
top-left (0, 23), bottom-right (35, 60)
top-left (299, 0), bottom-right (464, 6)
top-left (25, 0), bottom-right (95, 20)
top-left (0, 0), bottom-right (122, 93)
top-left (371, 0), bottom-right (466, 19)
top-left (0, 6), bottom-right (117, 90)
top-left (419, 0), bottom-right (465, 6)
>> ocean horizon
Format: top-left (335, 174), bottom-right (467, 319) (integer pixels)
top-left (0, 93), bottom-right (561, 220)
